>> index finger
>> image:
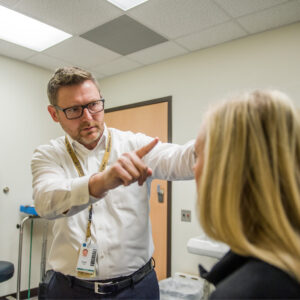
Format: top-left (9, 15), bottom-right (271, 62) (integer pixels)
top-left (136, 137), bottom-right (159, 158)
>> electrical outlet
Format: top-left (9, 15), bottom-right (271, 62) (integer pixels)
top-left (181, 209), bottom-right (191, 222)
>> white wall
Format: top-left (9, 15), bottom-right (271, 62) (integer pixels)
top-left (0, 21), bottom-right (299, 296)
top-left (99, 22), bottom-right (300, 277)
top-left (0, 56), bottom-right (62, 296)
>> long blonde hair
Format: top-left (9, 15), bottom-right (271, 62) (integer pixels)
top-left (197, 90), bottom-right (300, 281)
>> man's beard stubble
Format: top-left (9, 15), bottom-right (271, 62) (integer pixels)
top-left (76, 121), bottom-right (102, 147)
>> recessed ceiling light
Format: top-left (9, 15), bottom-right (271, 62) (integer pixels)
top-left (0, 5), bottom-right (71, 52)
top-left (106, 0), bottom-right (149, 11)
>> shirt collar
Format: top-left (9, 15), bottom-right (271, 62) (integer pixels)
top-left (67, 124), bottom-right (108, 155)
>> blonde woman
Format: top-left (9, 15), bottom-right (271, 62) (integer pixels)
top-left (194, 90), bottom-right (300, 299)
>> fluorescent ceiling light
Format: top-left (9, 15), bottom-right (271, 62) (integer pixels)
top-left (0, 5), bottom-right (71, 52)
top-left (106, 0), bottom-right (149, 11)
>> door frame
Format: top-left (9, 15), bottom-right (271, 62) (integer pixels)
top-left (105, 96), bottom-right (172, 277)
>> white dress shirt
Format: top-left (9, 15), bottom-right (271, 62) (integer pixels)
top-left (31, 125), bottom-right (194, 280)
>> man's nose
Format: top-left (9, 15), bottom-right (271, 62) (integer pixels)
top-left (81, 107), bottom-right (93, 120)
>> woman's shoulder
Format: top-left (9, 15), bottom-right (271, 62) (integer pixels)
top-left (210, 258), bottom-right (300, 299)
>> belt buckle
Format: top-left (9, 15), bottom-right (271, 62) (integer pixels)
top-left (94, 281), bottom-right (113, 295)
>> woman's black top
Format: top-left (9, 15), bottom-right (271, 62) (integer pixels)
top-left (199, 251), bottom-right (300, 299)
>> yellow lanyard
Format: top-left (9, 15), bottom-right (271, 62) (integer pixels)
top-left (65, 129), bottom-right (112, 240)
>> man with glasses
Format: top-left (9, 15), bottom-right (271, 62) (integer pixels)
top-left (32, 66), bottom-right (194, 299)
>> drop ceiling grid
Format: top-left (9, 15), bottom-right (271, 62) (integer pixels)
top-left (175, 21), bottom-right (248, 51)
top-left (128, 0), bottom-right (231, 39)
top-left (43, 36), bottom-right (121, 68)
top-left (126, 41), bottom-right (188, 65)
top-left (92, 56), bottom-right (142, 76)
top-left (214, 0), bottom-right (289, 18)
top-left (26, 53), bottom-right (72, 72)
top-left (0, 0), bottom-right (21, 8)
top-left (0, 0), bottom-right (299, 78)
top-left (12, 0), bottom-right (123, 35)
top-left (0, 39), bottom-right (36, 60)
top-left (237, 0), bottom-right (300, 33)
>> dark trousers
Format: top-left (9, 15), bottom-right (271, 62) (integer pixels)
top-left (38, 269), bottom-right (159, 300)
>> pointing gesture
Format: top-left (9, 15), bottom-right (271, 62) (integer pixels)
top-left (135, 137), bottom-right (159, 185)
top-left (136, 137), bottom-right (159, 158)
top-left (89, 138), bottom-right (159, 198)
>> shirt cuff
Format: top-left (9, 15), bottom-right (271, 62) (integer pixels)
top-left (70, 175), bottom-right (91, 207)
top-left (70, 175), bottom-right (107, 208)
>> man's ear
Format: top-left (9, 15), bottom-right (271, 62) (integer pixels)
top-left (48, 105), bottom-right (59, 122)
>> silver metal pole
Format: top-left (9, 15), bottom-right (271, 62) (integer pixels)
top-left (40, 220), bottom-right (48, 282)
top-left (16, 216), bottom-right (30, 300)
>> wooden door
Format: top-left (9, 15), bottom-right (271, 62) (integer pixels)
top-left (105, 97), bottom-right (171, 280)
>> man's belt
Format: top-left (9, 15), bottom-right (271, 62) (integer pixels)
top-left (70, 259), bottom-right (154, 295)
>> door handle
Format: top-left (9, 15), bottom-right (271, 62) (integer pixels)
top-left (157, 184), bottom-right (164, 203)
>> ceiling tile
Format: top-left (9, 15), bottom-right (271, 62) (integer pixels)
top-left (176, 21), bottom-right (247, 51)
top-left (0, 39), bottom-right (36, 60)
top-left (13, 0), bottom-right (123, 35)
top-left (81, 15), bottom-right (167, 55)
top-left (93, 72), bottom-right (106, 80)
top-left (127, 41), bottom-right (188, 65)
top-left (1, 0), bottom-right (299, 78)
top-left (84, 68), bottom-right (106, 80)
top-left (214, 0), bottom-right (288, 18)
top-left (128, 0), bottom-right (230, 39)
top-left (92, 57), bottom-right (142, 76)
top-left (26, 52), bottom-right (105, 79)
top-left (237, 0), bottom-right (300, 33)
top-left (26, 53), bottom-right (70, 71)
top-left (0, 0), bottom-right (21, 8)
top-left (43, 36), bottom-right (120, 68)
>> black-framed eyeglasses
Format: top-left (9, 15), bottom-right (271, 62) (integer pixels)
top-left (55, 99), bottom-right (105, 120)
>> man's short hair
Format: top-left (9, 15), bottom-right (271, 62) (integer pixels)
top-left (47, 66), bottom-right (100, 106)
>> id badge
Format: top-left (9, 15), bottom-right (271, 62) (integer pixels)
top-left (76, 242), bottom-right (97, 277)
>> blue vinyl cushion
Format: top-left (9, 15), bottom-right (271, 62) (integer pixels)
top-left (0, 261), bottom-right (14, 283)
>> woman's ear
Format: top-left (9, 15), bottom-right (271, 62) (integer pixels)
top-left (48, 105), bottom-right (59, 122)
